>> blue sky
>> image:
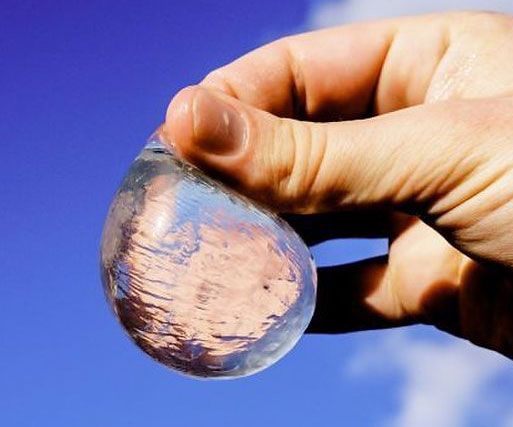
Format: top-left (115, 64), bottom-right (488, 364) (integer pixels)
top-left (2, 1), bottom-right (513, 426)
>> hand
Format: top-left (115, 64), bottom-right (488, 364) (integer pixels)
top-left (163, 12), bottom-right (513, 359)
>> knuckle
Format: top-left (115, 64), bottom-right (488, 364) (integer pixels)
top-left (269, 119), bottom-right (297, 206)
top-left (268, 119), bottom-right (327, 211)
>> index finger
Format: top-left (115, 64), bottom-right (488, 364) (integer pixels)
top-left (200, 14), bottom-right (452, 120)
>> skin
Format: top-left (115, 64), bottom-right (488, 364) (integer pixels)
top-left (163, 12), bottom-right (513, 359)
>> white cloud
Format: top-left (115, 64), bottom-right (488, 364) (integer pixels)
top-left (346, 330), bottom-right (510, 427)
top-left (504, 414), bottom-right (513, 427)
top-left (307, 0), bottom-right (513, 28)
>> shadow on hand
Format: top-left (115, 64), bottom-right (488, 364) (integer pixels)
top-left (306, 256), bottom-right (416, 334)
top-left (419, 259), bottom-right (513, 359)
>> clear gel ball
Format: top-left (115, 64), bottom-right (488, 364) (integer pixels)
top-left (100, 131), bottom-right (317, 378)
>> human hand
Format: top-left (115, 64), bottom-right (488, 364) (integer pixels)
top-left (163, 12), bottom-right (513, 359)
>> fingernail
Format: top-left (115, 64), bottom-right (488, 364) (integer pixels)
top-left (192, 89), bottom-right (247, 155)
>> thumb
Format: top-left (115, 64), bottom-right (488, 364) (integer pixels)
top-left (163, 85), bottom-right (501, 218)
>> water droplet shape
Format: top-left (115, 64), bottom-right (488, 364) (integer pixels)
top-left (100, 132), bottom-right (317, 378)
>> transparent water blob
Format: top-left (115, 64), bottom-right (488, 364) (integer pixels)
top-left (100, 130), bottom-right (317, 379)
